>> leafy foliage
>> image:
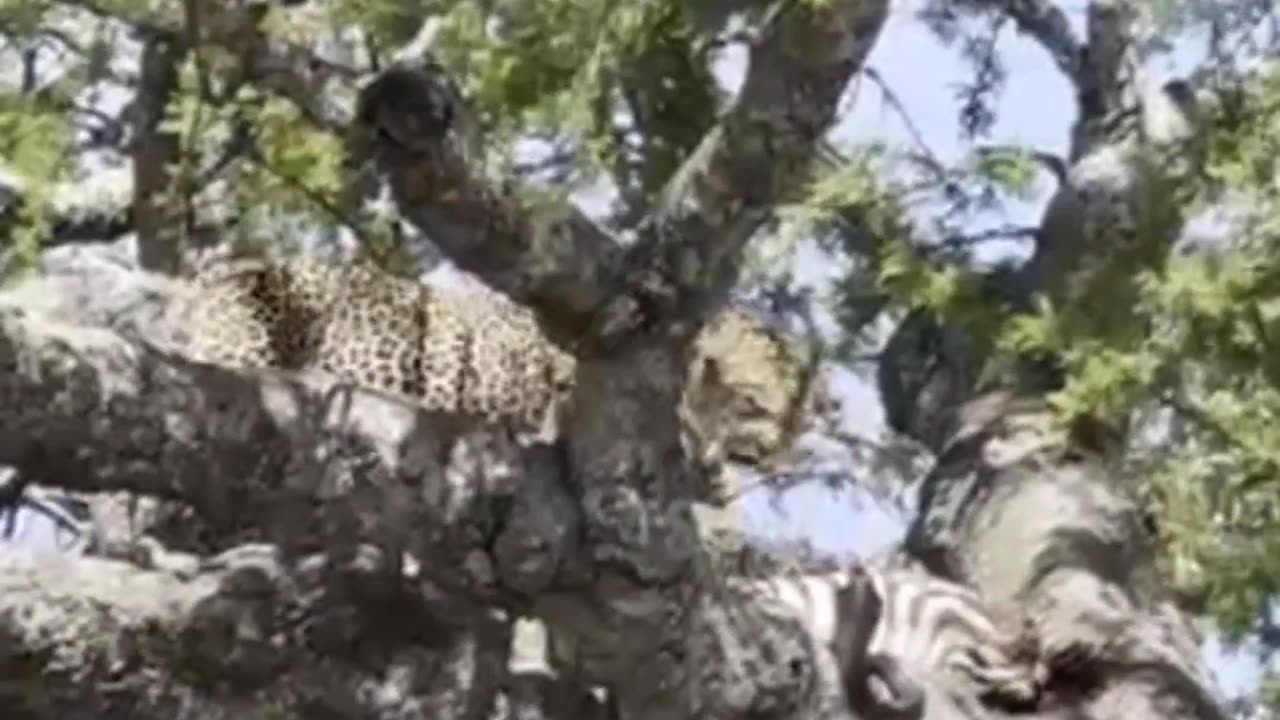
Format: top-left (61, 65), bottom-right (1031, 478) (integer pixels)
top-left (774, 4), bottom-right (1280, 693)
top-left (0, 0), bottom-right (724, 273)
top-left (4, 0), bottom-right (1280, 709)
top-left (0, 92), bottom-right (75, 270)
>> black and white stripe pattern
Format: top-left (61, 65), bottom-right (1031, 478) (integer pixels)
top-left (859, 564), bottom-right (1043, 706)
top-left (831, 563), bottom-right (924, 719)
top-left (755, 561), bottom-right (1045, 713)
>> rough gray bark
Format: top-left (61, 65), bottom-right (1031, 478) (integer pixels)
top-left (355, 0), bottom-right (889, 349)
top-left (878, 2), bottom-right (1228, 720)
top-left (0, 251), bottom-right (858, 720)
top-left (0, 1), bottom-right (1233, 720)
top-left (0, 1), bottom-right (899, 719)
top-left (0, 541), bottom-right (513, 720)
top-left (352, 5), bottom-right (893, 718)
top-left (129, 34), bottom-right (187, 274)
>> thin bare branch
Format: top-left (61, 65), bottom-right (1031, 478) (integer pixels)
top-left (979, 0), bottom-right (1084, 84)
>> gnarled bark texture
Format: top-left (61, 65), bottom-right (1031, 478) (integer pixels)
top-left (0, 0), bottom-right (1233, 719)
top-left (879, 2), bottom-right (1227, 720)
top-left (0, 0), bottom-right (903, 718)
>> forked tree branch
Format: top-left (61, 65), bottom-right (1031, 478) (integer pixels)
top-left (624, 0), bottom-right (892, 337)
top-left (0, 272), bottom-right (875, 719)
top-left (355, 0), bottom-right (891, 348)
top-left (350, 6), bottom-right (892, 715)
top-left (353, 62), bottom-right (627, 348)
top-left (979, 0), bottom-right (1084, 84)
top-left (4, 1), bottom-right (903, 717)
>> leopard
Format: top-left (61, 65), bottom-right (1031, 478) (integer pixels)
top-left (169, 255), bottom-right (831, 497)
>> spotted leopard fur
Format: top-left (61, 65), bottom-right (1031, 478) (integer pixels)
top-left (170, 256), bottom-right (827, 488)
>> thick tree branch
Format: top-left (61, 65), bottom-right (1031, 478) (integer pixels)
top-left (354, 65), bottom-right (627, 347)
top-left (964, 0), bottom-right (1143, 159)
top-left (0, 272), bottom-right (870, 719)
top-left (630, 0), bottom-right (890, 334)
top-left (1070, 0), bottom-right (1147, 157)
top-left (0, 289), bottom-right (564, 593)
top-left (900, 402), bottom-right (1228, 720)
top-left (0, 542), bottom-right (511, 719)
top-left (975, 0), bottom-right (1084, 84)
top-left (356, 1), bottom-right (890, 347)
top-left (850, 5), bottom-right (1226, 718)
top-left (351, 7), bottom-right (891, 717)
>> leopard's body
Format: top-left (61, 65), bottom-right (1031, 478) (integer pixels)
top-left (173, 256), bottom-right (825, 477)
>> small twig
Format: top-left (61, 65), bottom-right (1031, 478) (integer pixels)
top-left (0, 475), bottom-right (89, 548)
top-left (972, 143), bottom-right (1069, 186)
top-left (937, 224), bottom-right (1038, 251)
top-left (245, 145), bottom-right (376, 249)
top-left (861, 66), bottom-right (950, 184)
top-left (365, 30), bottom-right (382, 73)
top-left (194, 112), bottom-right (254, 187)
top-left (20, 45), bottom-right (38, 93)
top-left (1160, 391), bottom-right (1258, 465)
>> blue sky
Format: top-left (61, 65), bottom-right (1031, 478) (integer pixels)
top-left (0, 0), bottom-right (1263, 703)
top-left (720, 2), bottom-right (1264, 699)
top-left (739, 0), bottom-right (1078, 559)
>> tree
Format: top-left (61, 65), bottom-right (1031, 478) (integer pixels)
top-left (0, 0), bottom-right (1274, 718)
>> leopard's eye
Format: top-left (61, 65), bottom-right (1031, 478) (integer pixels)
top-left (738, 395), bottom-right (773, 420)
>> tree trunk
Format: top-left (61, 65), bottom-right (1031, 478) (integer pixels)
top-left (0, 1), bottom-right (1237, 719)
top-left (0, 0), bottom-right (897, 717)
top-left (873, 4), bottom-right (1227, 719)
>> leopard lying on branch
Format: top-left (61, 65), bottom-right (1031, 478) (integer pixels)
top-left (167, 256), bottom-right (832, 499)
